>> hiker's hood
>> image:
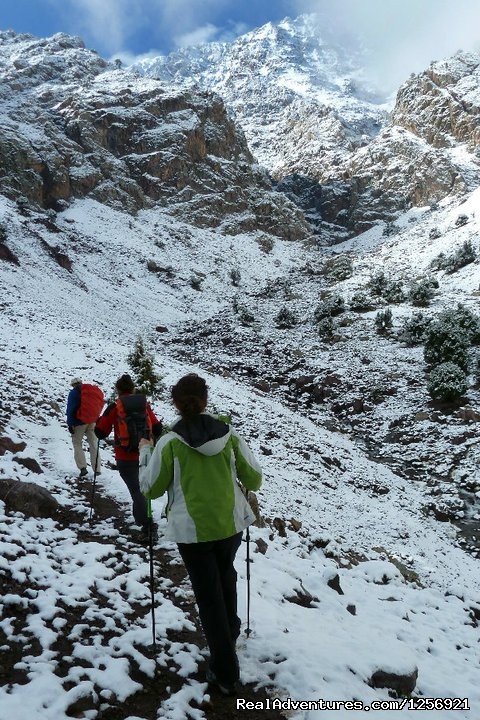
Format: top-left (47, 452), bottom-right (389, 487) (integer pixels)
top-left (170, 413), bottom-right (230, 456)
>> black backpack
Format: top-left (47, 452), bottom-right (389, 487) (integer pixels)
top-left (115, 394), bottom-right (152, 452)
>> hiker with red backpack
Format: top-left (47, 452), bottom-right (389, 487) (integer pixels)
top-left (94, 374), bottom-right (162, 539)
top-left (66, 378), bottom-right (105, 478)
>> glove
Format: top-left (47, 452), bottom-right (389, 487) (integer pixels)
top-left (68, 425), bottom-right (74, 435)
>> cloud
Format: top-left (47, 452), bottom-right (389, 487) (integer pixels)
top-left (47, 0), bottom-right (246, 57)
top-left (47, 0), bottom-right (144, 54)
top-left (287, 0), bottom-right (480, 91)
top-left (151, 0), bottom-right (231, 38)
top-left (173, 23), bottom-right (220, 49)
top-left (172, 19), bottom-right (250, 49)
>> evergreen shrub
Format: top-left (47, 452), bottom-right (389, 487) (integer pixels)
top-left (430, 239), bottom-right (477, 274)
top-left (375, 308), bottom-right (393, 335)
top-left (350, 291), bottom-right (375, 312)
top-left (398, 312), bottom-right (432, 346)
top-left (408, 276), bottom-right (438, 307)
top-left (427, 362), bottom-right (468, 402)
top-left (314, 294), bottom-right (345, 322)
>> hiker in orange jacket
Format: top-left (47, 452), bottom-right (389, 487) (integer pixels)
top-left (66, 378), bottom-right (104, 478)
top-left (95, 374), bottom-right (162, 538)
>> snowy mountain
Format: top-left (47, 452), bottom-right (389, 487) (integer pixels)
top-left (0, 30), bottom-right (309, 239)
top-left (1, 22), bottom-right (480, 720)
top-left (136, 15), bottom-right (480, 237)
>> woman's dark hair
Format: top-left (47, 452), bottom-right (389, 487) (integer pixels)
top-left (116, 373), bottom-right (135, 394)
top-left (171, 374), bottom-right (208, 418)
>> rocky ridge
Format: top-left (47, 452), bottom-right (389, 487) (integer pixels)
top-left (0, 30), bottom-right (309, 239)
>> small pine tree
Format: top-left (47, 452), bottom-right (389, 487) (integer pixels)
top-left (454, 214), bottom-right (469, 227)
top-left (324, 255), bottom-right (353, 281)
top-left (367, 271), bottom-right (404, 303)
top-left (230, 268), bottom-right (241, 286)
top-left (447, 239), bottom-right (477, 274)
top-left (438, 304), bottom-right (480, 345)
top-left (190, 275), bottom-right (203, 291)
top-left (431, 240), bottom-right (477, 274)
top-left (275, 305), bottom-right (297, 328)
top-left (317, 316), bottom-right (334, 340)
top-left (368, 270), bottom-right (389, 297)
top-left (127, 336), bottom-right (162, 398)
top-left (427, 362), bottom-right (468, 402)
top-left (375, 308), bottom-right (393, 335)
top-left (237, 305), bottom-right (255, 326)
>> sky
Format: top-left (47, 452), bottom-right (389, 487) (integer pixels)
top-left (1, 0), bottom-right (480, 90)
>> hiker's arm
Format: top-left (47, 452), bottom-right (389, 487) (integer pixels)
top-left (94, 403), bottom-right (115, 440)
top-left (147, 404), bottom-right (163, 440)
top-left (231, 430), bottom-right (262, 491)
top-left (139, 435), bottom-right (173, 499)
top-left (66, 387), bottom-right (80, 427)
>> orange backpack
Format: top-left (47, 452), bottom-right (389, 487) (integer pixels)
top-left (77, 384), bottom-right (105, 424)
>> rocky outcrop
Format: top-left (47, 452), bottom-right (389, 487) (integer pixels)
top-left (393, 53), bottom-right (480, 149)
top-left (0, 31), bottom-right (310, 240)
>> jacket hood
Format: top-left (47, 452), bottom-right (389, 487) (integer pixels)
top-left (171, 413), bottom-right (230, 456)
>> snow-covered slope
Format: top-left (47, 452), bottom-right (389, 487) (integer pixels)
top-left (1, 24), bottom-right (480, 720)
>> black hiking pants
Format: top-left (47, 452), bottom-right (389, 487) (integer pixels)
top-left (116, 459), bottom-right (148, 528)
top-left (178, 532), bottom-right (242, 687)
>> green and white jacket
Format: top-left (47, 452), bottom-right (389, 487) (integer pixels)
top-left (139, 413), bottom-right (262, 543)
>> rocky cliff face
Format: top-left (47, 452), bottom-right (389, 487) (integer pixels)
top-left (136, 17), bottom-right (480, 238)
top-left (393, 52), bottom-right (480, 150)
top-left (0, 31), bottom-right (310, 239)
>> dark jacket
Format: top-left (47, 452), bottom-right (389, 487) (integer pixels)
top-left (95, 393), bottom-right (162, 461)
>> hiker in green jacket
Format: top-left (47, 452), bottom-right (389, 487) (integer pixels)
top-left (139, 373), bottom-right (262, 695)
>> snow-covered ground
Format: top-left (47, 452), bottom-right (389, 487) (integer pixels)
top-left (1, 188), bottom-right (480, 719)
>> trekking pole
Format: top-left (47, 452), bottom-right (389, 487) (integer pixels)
top-left (89, 439), bottom-right (101, 524)
top-left (245, 491), bottom-right (252, 638)
top-left (147, 499), bottom-right (157, 652)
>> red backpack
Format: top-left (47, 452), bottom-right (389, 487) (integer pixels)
top-left (77, 384), bottom-right (105, 424)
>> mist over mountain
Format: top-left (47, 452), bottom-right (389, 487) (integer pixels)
top-left (1, 15), bottom-right (480, 720)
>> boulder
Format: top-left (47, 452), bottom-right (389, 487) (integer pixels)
top-left (0, 479), bottom-right (59, 518)
top-left (370, 667), bottom-right (418, 695)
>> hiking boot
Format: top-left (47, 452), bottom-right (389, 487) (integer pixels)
top-left (79, 467), bottom-right (88, 477)
top-left (205, 668), bottom-right (240, 696)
